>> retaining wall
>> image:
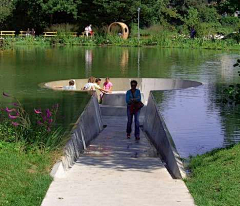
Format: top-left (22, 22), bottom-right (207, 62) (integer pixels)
top-left (51, 95), bottom-right (103, 177)
top-left (143, 92), bottom-right (185, 179)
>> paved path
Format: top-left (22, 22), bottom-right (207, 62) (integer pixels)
top-left (42, 116), bottom-right (195, 206)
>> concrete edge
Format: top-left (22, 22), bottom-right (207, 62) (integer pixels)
top-left (50, 94), bottom-right (103, 178)
top-left (143, 92), bottom-right (186, 179)
top-left (50, 160), bottom-right (66, 179)
top-left (153, 98), bottom-right (186, 179)
top-left (152, 92), bottom-right (187, 179)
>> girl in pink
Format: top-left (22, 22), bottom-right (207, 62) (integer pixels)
top-left (103, 77), bottom-right (113, 93)
top-left (100, 77), bottom-right (112, 103)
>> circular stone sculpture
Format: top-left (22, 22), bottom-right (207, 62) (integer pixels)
top-left (108, 22), bottom-right (129, 40)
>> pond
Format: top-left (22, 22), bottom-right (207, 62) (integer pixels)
top-left (0, 46), bottom-right (239, 157)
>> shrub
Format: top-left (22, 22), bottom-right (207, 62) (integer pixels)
top-left (199, 7), bottom-right (220, 23)
top-left (220, 17), bottom-right (240, 27)
top-left (195, 22), bottom-right (221, 37)
top-left (184, 7), bottom-right (200, 28)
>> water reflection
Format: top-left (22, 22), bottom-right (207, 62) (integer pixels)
top-left (85, 49), bottom-right (93, 77)
top-left (120, 49), bottom-right (129, 75)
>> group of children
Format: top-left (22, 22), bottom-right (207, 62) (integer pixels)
top-left (83, 76), bottom-right (112, 93)
top-left (55, 77), bottom-right (113, 94)
top-left (83, 77), bottom-right (113, 102)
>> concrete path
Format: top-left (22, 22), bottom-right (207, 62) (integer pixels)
top-left (42, 116), bottom-right (195, 206)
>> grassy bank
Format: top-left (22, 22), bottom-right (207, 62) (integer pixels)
top-left (185, 143), bottom-right (240, 206)
top-left (0, 141), bottom-right (57, 206)
top-left (2, 33), bottom-right (240, 50)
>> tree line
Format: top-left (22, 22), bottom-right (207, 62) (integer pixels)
top-left (0, 0), bottom-right (239, 35)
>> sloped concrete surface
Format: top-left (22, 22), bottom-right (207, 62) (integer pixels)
top-left (42, 116), bottom-right (195, 206)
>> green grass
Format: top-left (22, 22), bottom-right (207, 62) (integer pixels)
top-left (185, 144), bottom-right (240, 206)
top-left (0, 141), bottom-right (55, 206)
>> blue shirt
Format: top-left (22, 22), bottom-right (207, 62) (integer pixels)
top-left (126, 89), bottom-right (141, 105)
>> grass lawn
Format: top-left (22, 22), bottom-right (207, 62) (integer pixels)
top-left (0, 141), bottom-right (56, 206)
top-left (185, 143), bottom-right (240, 206)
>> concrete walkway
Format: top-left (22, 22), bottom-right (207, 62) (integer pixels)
top-left (42, 116), bottom-right (195, 206)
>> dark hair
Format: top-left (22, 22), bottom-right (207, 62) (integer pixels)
top-left (95, 78), bottom-right (101, 83)
top-left (130, 80), bottom-right (137, 86)
top-left (69, 80), bottom-right (75, 86)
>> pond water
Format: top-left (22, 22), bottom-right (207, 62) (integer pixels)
top-left (0, 46), bottom-right (240, 157)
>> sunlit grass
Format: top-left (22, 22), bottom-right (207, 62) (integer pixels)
top-left (0, 141), bottom-right (57, 206)
top-left (185, 143), bottom-right (240, 206)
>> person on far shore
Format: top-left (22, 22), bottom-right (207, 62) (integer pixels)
top-left (190, 27), bottom-right (196, 39)
top-left (126, 80), bottom-right (141, 140)
top-left (26, 28), bottom-right (31, 36)
top-left (88, 24), bottom-right (93, 36)
top-left (31, 28), bottom-right (35, 36)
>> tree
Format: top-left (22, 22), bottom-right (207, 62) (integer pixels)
top-left (217, 0), bottom-right (240, 14)
top-left (39, 0), bottom-right (82, 24)
top-left (6, 0), bottom-right (82, 32)
top-left (0, 0), bottom-right (15, 25)
top-left (184, 7), bottom-right (199, 28)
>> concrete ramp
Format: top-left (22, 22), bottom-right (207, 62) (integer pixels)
top-left (42, 116), bottom-right (195, 206)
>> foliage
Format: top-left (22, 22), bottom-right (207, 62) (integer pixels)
top-left (217, 0), bottom-right (239, 14)
top-left (0, 0), bottom-right (239, 41)
top-left (45, 23), bottom-right (78, 33)
top-left (0, 0), bottom-right (15, 25)
top-left (195, 22), bottom-right (221, 38)
top-left (185, 143), bottom-right (240, 206)
top-left (219, 59), bottom-right (240, 105)
top-left (220, 16), bottom-right (240, 27)
top-left (2, 34), bottom-right (240, 50)
top-left (198, 6), bottom-right (220, 23)
top-left (183, 7), bottom-right (199, 28)
top-left (0, 92), bottom-right (64, 150)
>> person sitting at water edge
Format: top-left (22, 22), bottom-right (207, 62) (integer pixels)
top-left (55, 79), bottom-right (76, 90)
top-left (126, 80), bottom-right (142, 140)
top-left (100, 77), bottom-right (113, 103)
top-left (103, 77), bottom-right (113, 93)
top-left (63, 79), bottom-right (76, 90)
top-left (83, 76), bottom-right (95, 90)
top-left (94, 78), bottom-right (109, 93)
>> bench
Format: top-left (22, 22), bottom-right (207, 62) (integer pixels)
top-left (43, 32), bottom-right (57, 37)
top-left (81, 31), bottom-right (94, 37)
top-left (0, 31), bottom-right (15, 37)
top-left (19, 31), bottom-right (33, 37)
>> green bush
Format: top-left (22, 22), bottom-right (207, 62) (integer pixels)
top-left (199, 7), bottom-right (220, 23)
top-left (221, 16), bottom-right (240, 27)
top-left (195, 22), bottom-right (221, 37)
